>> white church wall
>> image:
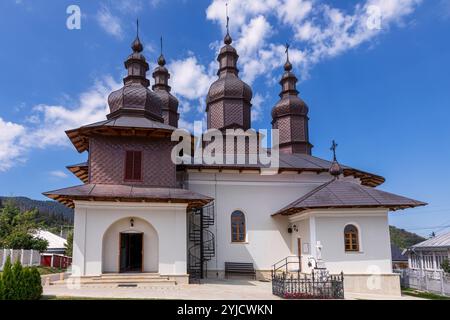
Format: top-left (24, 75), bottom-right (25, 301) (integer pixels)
top-left (71, 201), bottom-right (188, 277)
top-left (311, 209), bottom-right (393, 274)
top-left (186, 171), bottom-right (334, 274)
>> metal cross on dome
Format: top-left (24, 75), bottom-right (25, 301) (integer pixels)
top-left (226, 2), bottom-right (230, 34)
top-left (285, 43), bottom-right (290, 60)
top-left (330, 140), bottom-right (338, 161)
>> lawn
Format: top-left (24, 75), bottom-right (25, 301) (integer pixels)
top-left (36, 266), bottom-right (66, 275)
top-left (402, 288), bottom-right (450, 300)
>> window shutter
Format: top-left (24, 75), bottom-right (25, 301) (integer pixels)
top-left (125, 151), bottom-right (134, 180)
top-left (133, 151), bottom-right (142, 180)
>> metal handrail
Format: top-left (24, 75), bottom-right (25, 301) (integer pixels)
top-left (272, 256), bottom-right (301, 275)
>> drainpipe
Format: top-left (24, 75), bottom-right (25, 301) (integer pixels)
top-left (200, 207), bottom-right (204, 279)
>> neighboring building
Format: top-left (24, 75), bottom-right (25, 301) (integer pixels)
top-left (408, 232), bottom-right (450, 272)
top-left (43, 26), bottom-right (426, 296)
top-left (391, 244), bottom-right (408, 269)
top-left (35, 230), bottom-right (67, 255)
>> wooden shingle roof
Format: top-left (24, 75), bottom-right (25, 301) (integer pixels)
top-left (272, 179), bottom-right (427, 216)
top-left (43, 184), bottom-right (213, 209)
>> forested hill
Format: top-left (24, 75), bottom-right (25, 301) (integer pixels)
top-left (0, 196), bottom-right (74, 226)
top-left (389, 226), bottom-right (426, 249)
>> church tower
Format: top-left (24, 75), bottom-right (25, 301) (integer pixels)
top-left (152, 38), bottom-right (179, 127)
top-left (206, 17), bottom-right (252, 131)
top-left (108, 30), bottom-right (163, 122)
top-left (271, 45), bottom-right (312, 155)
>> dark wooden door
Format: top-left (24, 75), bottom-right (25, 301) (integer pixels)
top-left (297, 238), bottom-right (302, 272)
top-left (120, 233), bottom-right (143, 273)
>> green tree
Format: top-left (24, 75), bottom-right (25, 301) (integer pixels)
top-left (12, 260), bottom-right (23, 300)
top-left (1, 257), bottom-right (14, 300)
top-left (0, 200), bottom-right (48, 251)
top-left (65, 229), bottom-right (73, 257)
top-left (30, 267), bottom-right (42, 300)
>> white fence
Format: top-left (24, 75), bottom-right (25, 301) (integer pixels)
top-left (0, 249), bottom-right (41, 271)
top-left (395, 269), bottom-right (450, 296)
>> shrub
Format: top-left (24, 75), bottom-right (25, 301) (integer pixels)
top-left (0, 257), bottom-right (43, 300)
top-left (442, 259), bottom-right (450, 274)
top-left (1, 256), bottom-right (14, 300)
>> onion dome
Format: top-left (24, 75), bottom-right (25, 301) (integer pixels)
top-left (152, 38), bottom-right (179, 127)
top-left (206, 23), bottom-right (253, 130)
top-left (271, 44), bottom-right (312, 155)
top-left (107, 26), bottom-right (163, 122)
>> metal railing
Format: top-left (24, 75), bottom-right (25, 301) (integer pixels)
top-left (271, 255), bottom-right (301, 276)
top-left (272, 271), bottom-right (344, 299)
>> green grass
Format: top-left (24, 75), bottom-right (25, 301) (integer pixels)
top-left (36, 266), bottom-right (66, 275)
top-left (402, 288), bottom-right (450, 300)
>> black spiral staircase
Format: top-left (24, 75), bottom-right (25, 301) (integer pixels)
top-left (188, 202), bottom-right (215, 282)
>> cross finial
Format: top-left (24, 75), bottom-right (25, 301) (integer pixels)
top-left (160, 36), bottom-right (163, 56)
top-left (285, 43), bottom-right (290, 61)
top-left (226, 2), bottom-right (230, 35)
top-left (136, 19), bottom-right (139, 38)
top-left (330, 140), bottom-right (338, 161)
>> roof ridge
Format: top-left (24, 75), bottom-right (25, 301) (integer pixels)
top-left (324, 179), bottom-right (346, 205)
top-left (353, 181), bottom-right (382, 205)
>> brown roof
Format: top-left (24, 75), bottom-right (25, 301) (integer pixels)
top-left (68, 153), bottom-right (385, 187)
top-left (181, 153), bottom-right (385, 187)
top-left (66, 115), bottom-right (178, 153)
top-left (43, 184), bottom-right (213, 209)
top-left (272, 179), bottom-right (427, 216)
top-left (66, 163), bottom-right (89, 183)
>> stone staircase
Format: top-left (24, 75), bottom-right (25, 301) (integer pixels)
top-left (50, 273), bottom-right (178, 288)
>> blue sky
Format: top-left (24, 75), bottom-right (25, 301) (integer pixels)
top-left (0, 0), bottom-right (449, 236)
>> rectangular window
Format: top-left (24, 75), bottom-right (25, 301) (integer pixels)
top-left (124, 151), bottom-right (142, 181)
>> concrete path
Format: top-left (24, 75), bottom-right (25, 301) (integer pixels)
top-left (44, 279), bottom-right (281, 300)
top-left (43, 278), bottom-right (425, 300)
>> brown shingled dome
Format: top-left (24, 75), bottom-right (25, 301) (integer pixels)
top-left (272, 96), bottom-right (308, 118)
top-left (206, 74), bottom-right (253, 104)
top-left (108, 83), bottom-right (163, 118)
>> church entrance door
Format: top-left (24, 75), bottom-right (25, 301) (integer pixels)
top-left (120, 232), bottom-right (143, 273)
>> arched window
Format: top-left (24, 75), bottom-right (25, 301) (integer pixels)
top-left (344, 224), bottom-right (359, 252)
top-left (231, 211), bottom-right (246, 243)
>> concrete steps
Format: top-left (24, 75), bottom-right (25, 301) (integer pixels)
top-left (51, 273), bottom-right (177, 288)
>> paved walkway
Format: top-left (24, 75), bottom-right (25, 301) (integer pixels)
top-left (43, 279), bottom-right (423, 300)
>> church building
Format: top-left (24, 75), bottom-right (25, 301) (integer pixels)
top-left (44, 26), bottom-right (426, 296)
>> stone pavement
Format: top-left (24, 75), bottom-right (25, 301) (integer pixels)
top-left (43, 279), bottom-right (424, 300)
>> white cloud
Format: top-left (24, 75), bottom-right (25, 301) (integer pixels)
top-left (206, 0), bottom-right (422, 81)
top-left (0, 118), bottom-right (26, 172)
top-left (97, 6), bottom-right (123, 39)
top-left (21, 76), bottom-right (120, 149)
top-left (0, 77), bottom-right (121, 171)
top-left (168, 56), bottom-right (215, 100)
top-left (276, 0), bottom-right (314, 25)
top-left (49, 170), bottom-right (69, 179)
top-left (251, 93), bottom-right (265, 122)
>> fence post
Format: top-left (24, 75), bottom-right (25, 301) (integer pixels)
top-left (2, 248), bottom-right (7, 269)
top-left (20, 249), bottom-right (24, 265)
top-left (30, 250), bottom-right (33, 267)
top-left (441, 271), bottom-right (445, 296)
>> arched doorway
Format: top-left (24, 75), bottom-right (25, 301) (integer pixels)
top-left (102, 217), bottom-right (159, 273)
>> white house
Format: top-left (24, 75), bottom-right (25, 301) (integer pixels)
top-left (408, 232), bottom-right (450, 272)
top-left (43, 27), bottom-right (426, 296)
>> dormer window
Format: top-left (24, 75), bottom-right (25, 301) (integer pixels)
top-left (124, 151), bottom-right (142, 181)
